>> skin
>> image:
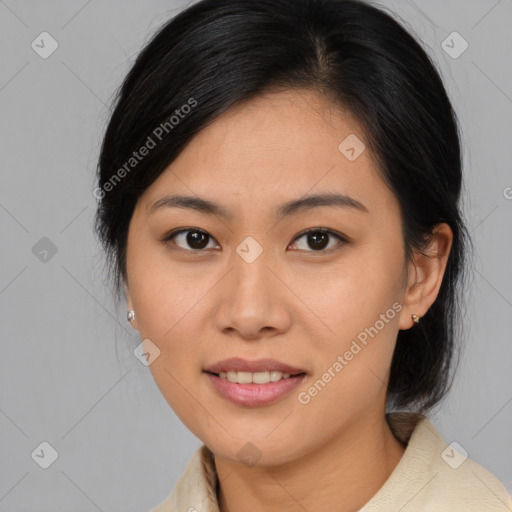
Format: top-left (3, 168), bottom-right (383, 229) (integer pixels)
top-left (124, 89), bottom-right (453, 512)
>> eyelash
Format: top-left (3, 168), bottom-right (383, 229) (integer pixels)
top-left (160, 227), bottom-right (348, 254)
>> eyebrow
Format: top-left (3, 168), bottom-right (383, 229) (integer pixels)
top-left (148, 192), bottom-right (368, 219)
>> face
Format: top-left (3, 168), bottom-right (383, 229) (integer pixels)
top-left (124, 89), bottom-right (412, 466)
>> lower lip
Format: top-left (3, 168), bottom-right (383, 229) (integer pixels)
top-left (204, 372), bottom-right (306, 407)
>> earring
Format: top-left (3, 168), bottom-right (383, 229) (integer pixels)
top-left (127, 310), bottom-right (135, 322)
top-left (411, 314), bottom-right (421, 324)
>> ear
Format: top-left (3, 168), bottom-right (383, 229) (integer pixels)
top-left (399, 223), bottom-right (453, 330)
top-left (124, 282), bottom-right (139, 331)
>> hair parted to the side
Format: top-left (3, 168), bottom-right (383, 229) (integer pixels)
top-left (93, 0), bottom-right (470, 415)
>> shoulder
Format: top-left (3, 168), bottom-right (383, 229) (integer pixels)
top-left (362, 412), bottom-right (512, 511)
top-left (430, 451), bottom-right (512, 511)
top-left (149, 444), bottom-right (219, 512)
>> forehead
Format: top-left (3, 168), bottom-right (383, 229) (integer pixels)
top-left (140, 89), bottom-right (390, 217)
top-left (184, 89), bottom-right (370, 171)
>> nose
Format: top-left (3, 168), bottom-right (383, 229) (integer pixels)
top-left (213, 244), bottom-right (292, 341)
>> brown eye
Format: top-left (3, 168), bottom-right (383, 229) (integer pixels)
top-left (289, 229), bottom-right (346, 252)
top-left (163, 228), bottom-right (220, 251)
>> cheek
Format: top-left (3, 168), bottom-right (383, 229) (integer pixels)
top-left (129, 263), bottom-right (211, 422)
top-left (132, 271), bottom-right (210, 355)
top-left (297, 248), bottom-right (403, 336)
top-left (296, 249), bottom-right (403, 394)
top-left (128, 236), bottom-right (209, 338)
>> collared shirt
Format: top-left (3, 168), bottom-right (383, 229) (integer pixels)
top-left (150, 412), bottom-right (512, 512)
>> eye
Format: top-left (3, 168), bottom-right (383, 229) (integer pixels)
top-left (161, 227), bottom-right (347, 253)
top-left (288, 228), bottom-right (347, 252)
top-left (161, 228), bottom-right (220, 251)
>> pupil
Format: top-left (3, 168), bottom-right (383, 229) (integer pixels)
top-left (309, 231), bottom-right (328, 250)
top-left (188, 231), bottom-right (208, 249)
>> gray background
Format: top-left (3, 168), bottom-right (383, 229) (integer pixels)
top-left (0, 0), bottom-right (511, 510)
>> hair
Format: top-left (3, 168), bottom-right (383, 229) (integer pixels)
top-left (94, 0), bottom-right (470, 415)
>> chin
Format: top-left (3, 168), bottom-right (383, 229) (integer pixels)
top-left (202, 431), bottom-right (308, 469)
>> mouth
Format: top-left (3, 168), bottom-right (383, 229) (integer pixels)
top-left (203, 358), bottom-right (307, 406)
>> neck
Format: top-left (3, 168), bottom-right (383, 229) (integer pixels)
top-left (214, 408), bottom-right (407, 512)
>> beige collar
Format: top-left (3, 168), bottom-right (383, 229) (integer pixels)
top-left (151, 411), bottom-right (512, 512)
top-left (153, 411), bottom-right (425, 512)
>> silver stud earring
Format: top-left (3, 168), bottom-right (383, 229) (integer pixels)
top-left (127, 310), bottom-right (135, 322)
top-left (411, 314), bottom-right (421, 324)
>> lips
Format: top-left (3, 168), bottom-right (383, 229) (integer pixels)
top-left (203, 357), bottom-right (306, 376)
top-left (205, 371), bottom-right (307, 407)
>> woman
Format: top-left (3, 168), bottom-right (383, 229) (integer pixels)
top-left (93, 0), bottom-right (512, 510)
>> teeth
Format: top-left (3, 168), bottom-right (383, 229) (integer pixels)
top-left (218, 370), bottom-right (292, 384)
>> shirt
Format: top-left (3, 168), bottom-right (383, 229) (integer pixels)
top-left (150, 411), bottom-right (512, 511)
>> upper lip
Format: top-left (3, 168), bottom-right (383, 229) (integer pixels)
top-left (204, 357), bottom-right (306, 375)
